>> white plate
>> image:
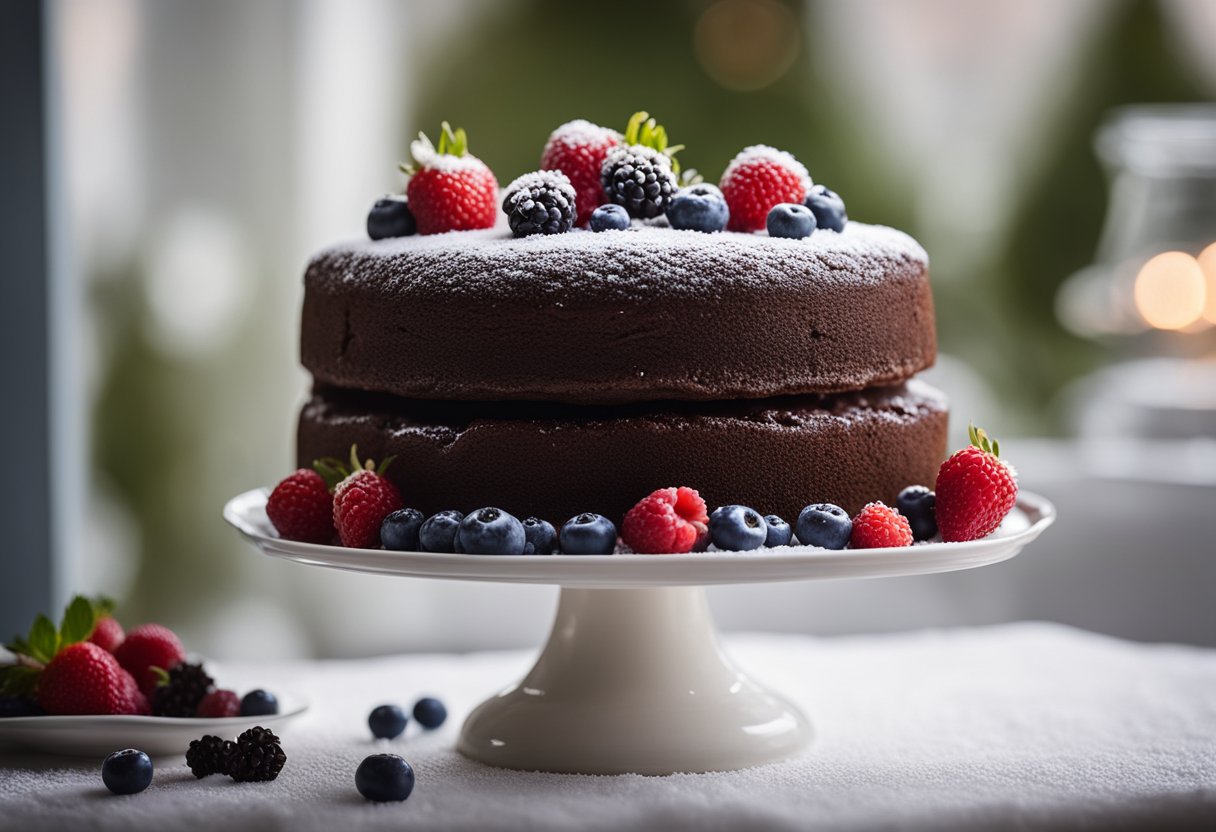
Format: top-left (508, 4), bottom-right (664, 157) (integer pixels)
top-left (0, 694), bottom-right (308, 758)
top-left (224, 489), bottom-right (1055, 588)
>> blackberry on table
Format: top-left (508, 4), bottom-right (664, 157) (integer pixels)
top-left (227, 725), bottom-right (287, 782)
top-left (151, 662), bottom-right (214, 717)
top-left (186, 734), bottom-right (235, 778)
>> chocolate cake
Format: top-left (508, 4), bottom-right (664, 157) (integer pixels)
top-left (296, 222), bottom-right (948, 521)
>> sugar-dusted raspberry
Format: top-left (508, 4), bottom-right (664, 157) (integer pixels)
top-left (849, 502), bottom-right (913, 549)
top-left (621, 487), bottom-right (709, 555)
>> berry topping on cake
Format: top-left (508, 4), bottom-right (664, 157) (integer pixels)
top-left (522, 516), bottom-right (558, 555)
top-left (320, 446), bottom-right (404, 549)
top-left (418, 510), bottom-right (464, 553)
top-left (795, 503), bottom-right (852, 550)
top-left (849, 502), bottom-right (913, 549)
top-left (667, 183), bottom-right (729, 233)
top-left (935, 424), bottom-right (1018, 542)
top-left (267, 468), bottom-right (336, 544)
top-left (559, 513), bottom-right (618, 555)
top-left (719, 145), bottom-right (811, 232)
top-left (600, 111), bottom-right (683, 219)
top-left (763, 514), bottom-right (793, 547)
top-left (589, 203), bottom-right (630, 232)
top-left (367, 195), bottom-right (416, 240)
top-left (540, 119), bottom-right (621, 226)
top-left (621, 486), bottom-right (710, 555)
top-left (412, 696), bottom-right (447, 729)
top-left (502, 170), bottom-right (577, 237)
top-left (381, 507), bottom-right (426, 551)
top-left (804, 184), bottom-right (847, 232)
top-left (114, 623), bottom-right (187, 695)
top-left (401, 122), bottom-right (498, 235)
top-left (458, 507), bottom-right (528, 554)
top-left (197, 688), bottom-right (241, 718)
top-left (896, 485), bottom-right (938, 541)
top-left (766, 202), bottom-right (816, 239)
top-left (708, 504), bottom-right (768, 551)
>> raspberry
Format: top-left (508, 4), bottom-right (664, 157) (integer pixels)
top-left (332, 447), bottom-right (404, 548)
top-left (719, 145), bottom-right (811, 232)
top-left (935, 425), bottom-right (1018, 542)
top-left (849, 502), bottom-right (913, 549)
top-left (88, 616), bottom-right (125, 653)
top-left (197, 688), bottom-right (241, 718)
top-left (540, 119), bottom-right (620, 226)
top-left (266, 468), bottom-right (335, 544)
top-left (404, 122), bottom-right (498, 235)
top-left (114, 623), bottom-right (186, 695)
top-left (621, 487), bottom-right (709, 554)
top-left (36, 642), bottom-right (149, 716)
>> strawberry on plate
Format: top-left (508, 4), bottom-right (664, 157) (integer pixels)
top-left (540, 119), bottom-right (621, 226)
top-left (719, 145), bottom-right (811, 232)
top-left (401, 122), bottom-right (498, 235)
top-left (935, 423), bottom-right (1019, 542)
top-left (114, 623), bottom-right (187, 695)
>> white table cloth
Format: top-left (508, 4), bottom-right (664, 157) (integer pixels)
top-left (2, 622), bottom-right (1215, 831)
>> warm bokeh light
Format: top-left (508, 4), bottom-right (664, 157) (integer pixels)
top-left (1133, 251), bottom-right (1207, 330)
top-left (1198, 242), bottom-right (1216, 324)
top-left (693, 0), bottom-right (800, 92)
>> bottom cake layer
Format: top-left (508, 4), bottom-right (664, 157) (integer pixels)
top-left (297, 381), bottom-right (948, 528)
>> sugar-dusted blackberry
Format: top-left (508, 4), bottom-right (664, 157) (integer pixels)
top-left (599, 112), bottom-right (683, 219)
top-left (150, 662), bottom-right (214, 717)
top-left (502, 170), bottom-right (576, 236)
top-left (186, 734), bottom-right (235, 778)
top-left (227, 725), bottom-right (287, 782)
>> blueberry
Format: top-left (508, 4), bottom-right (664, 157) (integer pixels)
top-left (101, 748), bottom-right (153, 795)
top-left (522, 517), bottom-right (557, 555)
top-left (368, 704), bottom-right (408, 739)
top-left (0, 695), bottom-right (42, 718)
top-left (367, 195), bottom-right (416, 240)
top-left (457, 507), bottom-right (526, 555)
top-left (589, 204), bottom-right (630, 232)
top-left (239, 689), bottom-right (279, 717)
top-left (355, 753), bottom-right (415, 802)
top-left (795, 503), bottom-right (852, 549)
top-left (418, 510), bottom-right (464, 553)
top-left (708, 505), bottom-right (768, 551)
top-left (896, 485), bottom-right (937, 541)
top-left (804, 184), bottom-right (847, 232)
top-left (763, 514), bottom-right (793, 547)
top-left (412, 697), bottom-right (447, 729)
top-left (667, 185), bottom-right (729, 233)
top-left (559, 513), bottom-right (617, 555)
top-left (766, 202), bottom-right (816, 239)
top-left (381, 508), bottom-right (425, 551)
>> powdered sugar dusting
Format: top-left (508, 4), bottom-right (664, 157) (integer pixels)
top-left (503, 169), bottom-right (577, 202)
top-left (721, 145), bottom-right (812, 191)
top-left (409, 133), bottom-right (490, 174)
top-left (544, 119), bottom-right (621, 151)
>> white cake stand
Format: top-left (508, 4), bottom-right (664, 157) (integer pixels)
top-left (224, 489), bottom-right (1054, 775)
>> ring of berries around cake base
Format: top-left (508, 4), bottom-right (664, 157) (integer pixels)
top-left (297, 380), bottom-right (947, 529)
top-left (300, 224), bottom-right (934, 407)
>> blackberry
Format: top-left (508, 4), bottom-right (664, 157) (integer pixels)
top-left (227, 726), bottom-right (287, 782)
top-left (600, 146), bottom-right (677, 219)
top-left (151, 662), bottom-right (214, 717)
top-left (502, 170), bottom-right (576, 236)
top-left (186, 734), bottom-right (235, 778)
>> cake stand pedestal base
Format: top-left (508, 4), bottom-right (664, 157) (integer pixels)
top-left (457, 586), bottom-right (811, 775)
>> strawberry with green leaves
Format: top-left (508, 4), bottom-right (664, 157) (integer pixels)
top-left (401, 122), bottom-right (499, 235)
top-left (935, 424), bottom-right (1019, 542)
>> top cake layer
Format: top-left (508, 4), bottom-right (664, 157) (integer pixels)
top-left (301, 222), bottom-right (934, 405)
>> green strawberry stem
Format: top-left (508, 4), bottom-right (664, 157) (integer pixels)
top-left (968, 422), bottom-right (1001, 458)
top-left (1, 594), bottom-right (114, 694)
top-left (623, 111), bottom-right (684, 174)
top-left (399, 120), bottom-right (473, 178)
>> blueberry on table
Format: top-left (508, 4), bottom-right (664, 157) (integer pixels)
top-left (418, 510), bottom-right (464, 553)
top-left (368, 704), bottom-right (408, 739)
top-left (667, 185), bottom-right (729, 233)
top-left (804, 184), bottom-right (847, 232)
top-left (367, 195), bottom-right (416, 240)
top-left (457, 507), bottom-right (527, 555)
top-left (412, 697), bottom-right (447, 729)
top-left (766, 203), bottom-right (816, 239)
top-left (381, 508), bottom-right (426, 551)
top-left (356, 753), bottom-right (415, 802)
top-left (708, 505), bottom-right (768, 551)
top-left (896, 485), bottom-right (937, 541)
top-left (589, 204), bottom-right (630, 232)
top-left (101, 748), bottom-right (153, 795)
top-left (240, 689), bottom-right (279, 717)
top-left (763, 514), bottom-right (793, 547)
top-left (559, 513), bottom-right (618, 555)
top-left (522, 517), bottom-right (558, 555)
top-left (795, 503), bottom-right (852, 549)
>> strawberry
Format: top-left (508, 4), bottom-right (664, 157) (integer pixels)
top-left (197, 688), bottom-right (241, 718)
top-left (266, 468), bottom-right (335, 544)
top-left (540, 119), bottom-right (621, 226)
top-left (621, 486), bottom-right (710, 554)
top-left (402, 122), bottom-right (498, 235)
top-left (324, 445), bottom-right (404, 548)
top-left (935, 424), bottom-right (1019, 542)
top-left (114, 623), bottom-right (187, 695)
top-left (89, 616), bottom-right (125, 653)
top-left (849, 502), bottom-right (913, 549)
top-left (719, 145), bottom-right (811, 232)
top-left (37, 642), bottom-right (148, 715)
